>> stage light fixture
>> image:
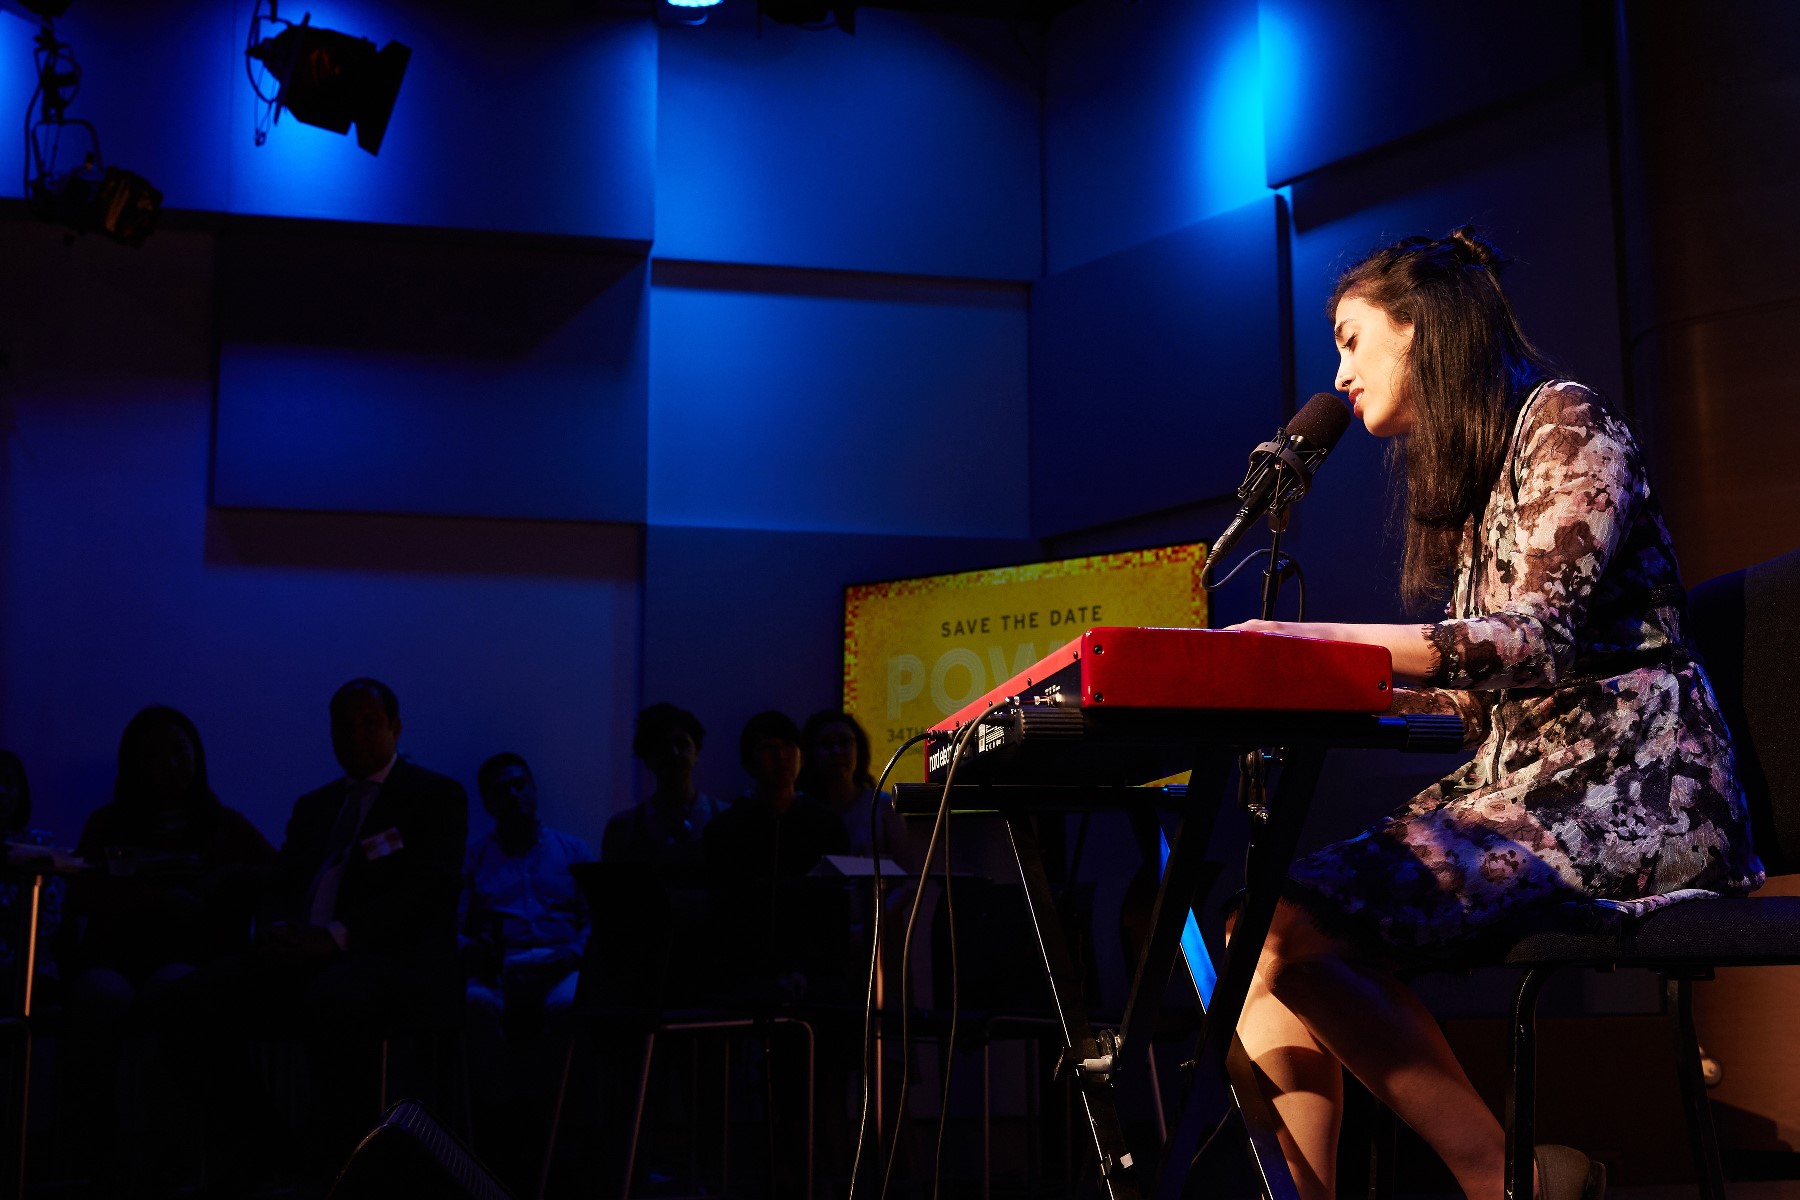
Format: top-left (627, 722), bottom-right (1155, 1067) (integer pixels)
top-left (21, 24), bottom-right (162, 246)
top-left (245, 2), bottom-right (411, 156)
top-left (657, 0), bottom-right (723, 27)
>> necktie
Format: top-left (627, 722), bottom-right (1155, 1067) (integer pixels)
top-left (306, 779), bottom-right (378, 925)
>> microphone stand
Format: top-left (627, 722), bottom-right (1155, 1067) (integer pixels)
top-left (1243, 456), bottom-right (1295, 914)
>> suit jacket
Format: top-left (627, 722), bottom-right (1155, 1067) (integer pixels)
top-left (278, 758), bottom-right (469, 966)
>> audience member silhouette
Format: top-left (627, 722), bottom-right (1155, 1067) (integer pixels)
top-left (63, 707), bottom-right (276, 1174)
top-left (706, 710), bottom-right (848, 888)
top-left (704, 711), bottom-right (850, 1007)
top-left (462, 752), bottom-right (593, 1081)
top-left (0, 749), bottom-right (64, 998)
top-left (603, 702), bottom-right (723, 868)
top-left (162, 677), bottom-right (469, 1184)
top-left (705, 711), bottom-right (855, 1192)
top-left (799, 709), bottom-right (919, 871)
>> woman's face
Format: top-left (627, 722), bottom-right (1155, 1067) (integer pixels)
top-left (128, 722), bottom-right (197, 810)
top-left (1333, 295), bottom-right (1415, 437)
top-left (808, 721), bottom-right (859, 787)
top-left (0, 761), bottom-right (22, 832)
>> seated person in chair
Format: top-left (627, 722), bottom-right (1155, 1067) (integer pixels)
top-left (704, 710), bottom-right (851, 1005)
top-left (462, 751), bottom-right (593, 1051)
top-left (1221, 229), bottom-right (1762, 1200)
top-left (603, 702), bottom-right (723, 869)
top-left (160, 677), bottom-right (468, 1182)
top-left (63, 707), bottom-right (274, 1166)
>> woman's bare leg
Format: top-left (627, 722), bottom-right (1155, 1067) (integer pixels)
top-left (1237, 973), bottom-right (1343, 1199)
top-left (1254, 901), bottom-right (1507, 1198)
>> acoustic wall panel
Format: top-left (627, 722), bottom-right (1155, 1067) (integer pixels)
top-left (1045, 0), bottom-right (1274, 275)
top-left (213, 225), bottom-right (649, 521)
top-left (1029, 196), bottom-right (1287, 539)
top-left (649, 262), bottom-right (1031, 538)
top-left (657, 6), bottom-right (1041, 280)
top-left (0, 215), bottom-right (644, 854)
top-left (1260, 0), bottom-right (1589, 186)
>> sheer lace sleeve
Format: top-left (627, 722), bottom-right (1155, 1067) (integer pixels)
top-left (1423, 384), bottom-right (1640, 690)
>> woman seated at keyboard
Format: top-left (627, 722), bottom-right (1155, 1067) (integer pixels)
top-left (1224, 227), bottom-right (1761, 1200)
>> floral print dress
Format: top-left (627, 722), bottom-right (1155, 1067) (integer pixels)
top-left (1286, 381), bottom-right (1765, 967)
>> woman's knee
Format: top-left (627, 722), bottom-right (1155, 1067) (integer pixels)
top-left (1256, 901), bottom-right (1349, 1001)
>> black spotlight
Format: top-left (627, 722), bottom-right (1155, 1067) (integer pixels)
top-left (31, 163), bottom-right (163, 247)
top-left (245, 4), bottom-right (410, 156)
top-left (22, 25), bottom-right (161, 246)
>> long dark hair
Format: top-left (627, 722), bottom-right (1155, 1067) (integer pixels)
top-left (114, 705), bottom-right (220, 828)
top-left (1329, 226), bottom-right (1558, 609)
top-left (0, 750), bottom-right (29, 831)
top-left (799, 709), bottom-right (876, 795)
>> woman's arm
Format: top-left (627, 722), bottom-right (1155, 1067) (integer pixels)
top-left (1225, 619), bottom-right (1439, 682)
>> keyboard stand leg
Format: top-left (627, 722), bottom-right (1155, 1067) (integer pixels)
top-left (1152, 745), bottom-right (1327, 1200)
top-left (1002, 813), bottom-right (1142, 1200)
top-left (1116, 752), bottom-right (1235, 1075)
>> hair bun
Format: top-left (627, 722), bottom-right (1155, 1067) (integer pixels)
top-left (1445, 225), bottom-right (1507, 272)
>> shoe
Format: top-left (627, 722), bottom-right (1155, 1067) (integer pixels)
top-left (1535, 1144), bottom-right (1606, 1200)
top-left (1699, 1042), bottom-right (1724, 1088)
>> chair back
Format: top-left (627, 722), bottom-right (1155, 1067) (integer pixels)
top-left (1688, 547), bottom-right (1800, 875)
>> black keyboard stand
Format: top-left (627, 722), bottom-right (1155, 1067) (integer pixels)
top-left (896, 744), bottom-right (1314, 1200)
top-left (894, 712), bottom-right (1461, 1198)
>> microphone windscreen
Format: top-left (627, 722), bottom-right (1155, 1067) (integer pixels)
top-left (1285, 391), bottom-right (1351, 448)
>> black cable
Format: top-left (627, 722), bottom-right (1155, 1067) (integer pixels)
top-left (848, 729), bottom-right (931, 1200)
top-left (929, 753), bottom-right (958, 1200)
top-left (244, 0), bottom-right (294, 146)
top-left (1204, 548), bottom-right (1309, 621)
top-left (874, 699), bottom-right (1012, 1200)
top-left (1204, 546), bottom-right (1284, 593)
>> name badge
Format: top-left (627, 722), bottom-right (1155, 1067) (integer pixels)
top-left (361, 828), bottom-right (405, 860)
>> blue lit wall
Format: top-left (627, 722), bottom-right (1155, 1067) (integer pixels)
top-left (1044, 0), bottom-right (1275, 273)
top-left (1258, 0), bottom-right (1587, 186)
top-left (1030, 197), bottom-right (1286, 538)
top-left (212, 228), bottom-right (649, 521)
top-left (648, 265), bottom-right (1030, 537)
top-left (0, 0), bottom-right (1634, 919)
top-left (0, 222), bottom-right (644, 851)
top-left (656, 5), bottom-right (1041, 279)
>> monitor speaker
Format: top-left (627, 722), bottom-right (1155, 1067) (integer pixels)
top-left (329, 1101), bottom-right (513, 1200)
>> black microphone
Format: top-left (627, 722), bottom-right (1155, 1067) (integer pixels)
top-left (1201, 392), bottom-right (1351, 585)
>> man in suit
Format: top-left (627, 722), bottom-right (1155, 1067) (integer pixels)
top-left (159, 677), bottom-right (468, 1184)
top-left (269, 676), bottom-right (468, 988)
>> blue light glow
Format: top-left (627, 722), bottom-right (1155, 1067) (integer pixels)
top-left (0, 14), bottom-right (39, 200)
top-left (1158, 825), bottom-right (1219, 1005)
top-left (667, 0), bottom-right (724, 8)
top-left (1194, 10), bottom-right (1273, 220)
top-left (1257, 1), bottom-right (1312, 186)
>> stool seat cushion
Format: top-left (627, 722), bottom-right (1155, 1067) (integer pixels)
top-left (1504, 894), bottom-right (1800, 968)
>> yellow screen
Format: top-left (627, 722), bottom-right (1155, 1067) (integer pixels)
top-left (843, 543), bottom-right (1209, 784)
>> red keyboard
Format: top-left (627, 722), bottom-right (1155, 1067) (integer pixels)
top-left (921, 627), bottom-right (1403, 784)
